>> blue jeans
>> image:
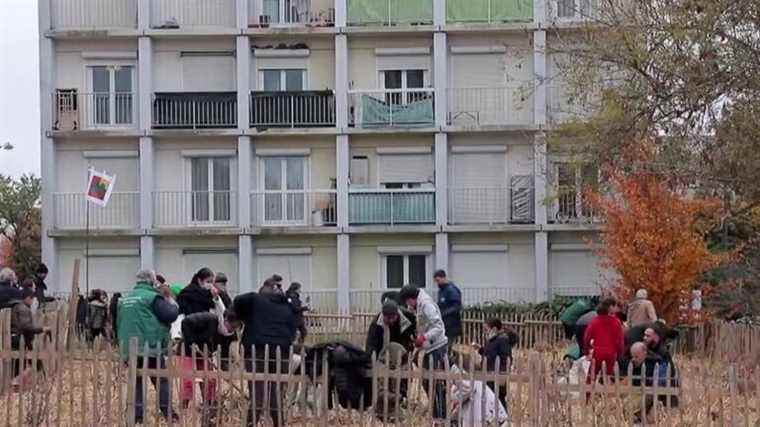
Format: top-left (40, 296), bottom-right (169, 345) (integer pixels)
top-left (421, 346), bottom-right (448, 419)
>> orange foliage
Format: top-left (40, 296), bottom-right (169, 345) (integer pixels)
top-left (588, 171), bottom-right (728, 324)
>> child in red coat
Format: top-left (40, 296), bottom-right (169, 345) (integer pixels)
top-left (583, 298), bottom-right (624, 382)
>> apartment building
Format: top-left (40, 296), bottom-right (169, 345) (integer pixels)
top-left (39, 0), bottom-right (602, 312)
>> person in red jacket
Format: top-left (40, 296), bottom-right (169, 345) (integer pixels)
top-left (583, 297), bottom-right (624, 383)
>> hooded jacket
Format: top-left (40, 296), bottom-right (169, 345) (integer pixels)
top-left (437, 281), bottom-right (463, 339)
top-left (415, 289), bottom-right (448, 354)
top-left (627, 298), bottom-right (657, 327)
top-left (479, 330), bottom-right (518, 372)
top-left (10, 300), bottom-right (43, 345)
top-left (365, 308), bottom-right (416, 356)
top-left (177, 282), bottom-right (215, 316)
top-left (232, 291), bottom-right (297, 354)
top-left (0, 281), bottom-right (22, 310)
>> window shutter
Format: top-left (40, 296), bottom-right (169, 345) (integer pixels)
top-left (88, 157), bottom-right (139, 191)
top-left (376, 55), bottom-right (431, 71)
top-left (450, 53), bottom-right (505, 88)
top-left (378, 153), bottom-right (434, 184)
top-left (182, 56), bottom-right (236, 91)
top-left (89, 255), bottom-right (140, 294)
top-left (450, 153), bottom-right (505, 188)
top-left (257, 254), bottom-right (312, 289)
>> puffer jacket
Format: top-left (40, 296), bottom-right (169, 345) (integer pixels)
top-left (415, 290), bottom-right (448, 354)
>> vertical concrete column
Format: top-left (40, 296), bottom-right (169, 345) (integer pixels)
top-left (534, 0), bottom-right (547, 24)
top-left (433, 0), bottom-right (446, 27)
top-left (238, 235), bottom-right (254, 294)
top-left (39, 0), bottom-right (58, 288)
top-left (236, 0), bottom-right (249, 30)
top-left (335, 35), bottom-right (349, 131)
top-left (434, 133), bottom-right (448, 227)
top-left (535, 232), bottom-right (549, 302)
top-left (139, 136), bottom-right (155, 270)
top-left (534, 133), bottom-right (548, 226)
top-left (433, 32), bottom-right (448, 128)
top-left (336, 135), bottom-right (349, 229)
top-left (334, 0), bottom-right (347, 28)
top-left (138, 37), bottom-right (153, 131)
top-left (137, 0), bottom-right (150, 31)
top-left (337, 234), bottom-right (350, 312)
top-left (435, 233), bottom-right (449, 275)
top-left (533, 30), bottom-right (547, 126)
top-left (236, 36), bottom-right (251, 131)
top-left (238, 136), bottom-right (252, 228)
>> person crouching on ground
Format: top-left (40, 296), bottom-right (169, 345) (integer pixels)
top-left (472, 317), bottom-right (518, 409)
top-left (398, 285), bottom-right (448, 424)
top-left (179, 310), bottom-right (242, 424)
top-left (583, 297), bottom-right (625, 384)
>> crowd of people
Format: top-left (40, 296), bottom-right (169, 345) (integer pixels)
top-left (0, 261), bottom-right (680, 426)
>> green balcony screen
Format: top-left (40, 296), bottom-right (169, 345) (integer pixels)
top-left (447, 0), bottom-right (533, 23)
top-left (348, 0), bottom-right (433, 25)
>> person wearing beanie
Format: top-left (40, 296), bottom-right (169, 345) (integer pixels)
top-left (366, 299), bottom-right (416, 357)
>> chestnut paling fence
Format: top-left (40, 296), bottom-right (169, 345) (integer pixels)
top-left (2, 305), bottom-right (760, 425)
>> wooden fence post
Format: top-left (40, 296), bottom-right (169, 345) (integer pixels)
top-left (126, 337), bottom-right (138, 427)
top-left (65, 259), bottom-right (81, 351)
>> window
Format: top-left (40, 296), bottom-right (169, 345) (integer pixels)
top-left (261, 156), bottom-right (307, 225)
top-left (555, 162), bottom-right (598, 221)
top-left (190, 157), bottom-right (233, 223)
top-left (261, 69), bottom-right (306, 91)
top-left (383, 254), bottom-right (429, 289)
top-left (557, 0), bottom-right (592, 19)
top-left (88, 66), bottom-right (134, 126)
top-left (262, 0), bottom-right (302, 24)
top-left (382, 69), bottom-right (426, 104)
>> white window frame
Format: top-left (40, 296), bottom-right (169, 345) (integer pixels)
top-left (258, 156), bottom-right (310, 226)
top-left (84, 63), bottom-right (136, 128)
top-left (379, 249), bottom-right (433, 290)
top-left (184, 156), bottom-right (236, 226)
top-left (554, 0), bottom-right (593, 20)
top-left (257, 69), bottom-right (309, 91)
top-left (552, 161), bottom-right (599, 221)
top-left (378, 69), bottom-right (430, 104)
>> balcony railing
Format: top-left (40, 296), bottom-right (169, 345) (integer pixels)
top-left (53, 192), bottom-right (140, 230)
top-left (250, 91), bottom-right (335, 129)
top-left (447, 86), bottom-right (533, 127)
top-left (547, 85), bottom-right (596, 123)
top-left (150, 0), bottom-right (236, 29)
top-left (152, 92), bottom-right (237, 129)
top-left (247, 0), bottom-right (335, 27)
top-left (301, 289), bottom-right (339, 313)
top-left (51, 0), bottom-right (138, 30)
top-left (549, 0), bottom-right (597, 21)
top-left (552, 186), bottom-right (599, 224)
top-left (153, 191), bottom-right (237, 227)
top-left (53, 92), bottom-right (137, 131)
top-left (347, 0), bottom-right (433, 26)
top-left (349, 89), bottom-right (435, 128)
top-left (446, 0), bottom-right (533, 24)
top-left (349, 189), bottom-right (435, 225)
top-left (251, 190), bottom-right (337, 227)
top-left (448, 181), bottom-right (534, 225)
top-left (459, 286), bottom-right (536, 306)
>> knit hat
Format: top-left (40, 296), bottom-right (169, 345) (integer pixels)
top-left (382, 300), bottom-right (399, 315)
top-left (214, 272), bottom-right (228, 284)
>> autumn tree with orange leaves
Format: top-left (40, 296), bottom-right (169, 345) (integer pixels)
top-left (588, 171), bottom-right (729, 324)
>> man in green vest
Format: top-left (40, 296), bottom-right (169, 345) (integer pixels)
top-left (118, 269), bottom-right (179, 423)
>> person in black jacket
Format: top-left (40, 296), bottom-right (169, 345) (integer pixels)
top-left (0, 268), bottom-right (22, 309)
top-left (213, 272), bottom-right (233, 309)
top-left (177, 268), bottom-right (216, 316)
top-left (33, 263), bottom-right (55, 307)
top-left (285, 282), bottom-right (309, 343)
top-left (109, 292), bottom-right (121, 341)
top-left (433, 269), bottom-right (463, 347)
top-left (366, 299), bottom-right (416, 357)
top-left (233, 279), bottom-right (297, 427)
top-left (473, 318), bottom-right (518, 408)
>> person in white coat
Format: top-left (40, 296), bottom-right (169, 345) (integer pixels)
top-left (450, 364), bottom-right (509, 426)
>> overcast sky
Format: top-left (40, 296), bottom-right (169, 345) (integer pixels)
top-left (0, 0), bottom-right (40, 179)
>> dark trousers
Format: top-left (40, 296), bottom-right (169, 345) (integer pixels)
top-left (245, 350), bottom-right (290, 427)
top-left (135, 356), bottom-right (171, 421)
top-left (421, 346), bottom-right (448, 419)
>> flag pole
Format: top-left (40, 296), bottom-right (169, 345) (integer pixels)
top-left (85, 185), bottom-right (90, 298)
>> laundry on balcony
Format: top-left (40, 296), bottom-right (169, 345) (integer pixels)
top-left (358, 94), bottom-right (434, 128)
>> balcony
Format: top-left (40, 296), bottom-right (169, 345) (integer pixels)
top-left (446, 0), bottom-right (533, 24)
top-left (53, 91), bottom-right (137, 131)
top-left (51, 0), bottom-right (138, 30)
top-left (53, 192), bottom-right (140, 230)
top-left (150, 0), bottom-right (236, 29)
top-left (551, 186), bottom-right (600, 224)
top-left (349, 89), bottom-right (435, 129)
top-left (448, 180), bottom-right (534, 225)
top-left (347, 0), bottom-right (433, 26)
top-left (247, 0), bottom-right (335, 27)
top-left (548, 0), bottom-right (597, 22)
top-left (251, 190), bottom-right (337, 227)
top-left (152, 92), bottom-right (237, 129)
top-left (249, 91), bottom-right (335, 129)
top-left (153, 191), bottom-right (238, 228)
top-left (447, 86), bottom-right (533, 127)
top-left (349, 189), bottom-right (435, 225)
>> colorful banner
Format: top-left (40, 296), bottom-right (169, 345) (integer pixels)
top-left (85, 169), bottom-right (117, 207)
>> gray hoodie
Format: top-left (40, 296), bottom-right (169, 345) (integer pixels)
top-left (415, 289), bottom-right (448, 354)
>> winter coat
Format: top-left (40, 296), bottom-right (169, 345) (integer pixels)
top-left (560, 299), bottom-right (593, 325)
top-left (109, 295), bottom-right (121, 339)
top-left (33, 277), bottom-right (54, 303)
top-left (10, 301), bottom-right (44, 345)
top-left (286, 289), bottom-right (308, 327)
top-left (415, 289), bottom-right (448, 354)
top-left (88, 300), bottom-right (108, 330)
top-left (177, 283), bottom-right (215, 316)
top-left (0, 282), bottom-right (22, 310)
top-left (479, 331), bottom-right (518, 372)
top-left (117, 282), bottom-right (179, 360)
top-left (627, 298), bottom-right (658, 327)
top-left (305, 341), bottom-right (373, 410)
top-left (583, 314), bottom-right (625, 361)
top-left (232, 291), bottom-right (297, 354)
top-left (437, 282), bottom-right (463, 340)
top-left (180, 311), bottom-right (236, 356)
top-left (365, 308), bottom-right (416, 357)
top-left (450, 367), bottom-right (509, 426)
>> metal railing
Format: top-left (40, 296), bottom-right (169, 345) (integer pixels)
top-left (550, 0), bottom-right (597, 21)
top-left (249, 91), bottom-right (335, 128)
top-left (459, 286), bottom-right (537, 306)
top-left (250, 190), bottom-right (337, 227)
top-left (53, 92), bottom-right (137, 131)
top-left (301, 289), bottom-right (339, 313)
top-left (446, 0), bottom-right (533, 23)
top-left (349, 89), bottom-right (435, 128)
top-left (150, 0), bottom-right (236, 28)
top-left (53, 192), bottom-right (140, 230)
top-left (349, 188), bottom-right (435, 225)
top-left (247, 0), bottom-right (334, 26)
top-left (348, 289), bottom-right (393, 313)
top-left (153, 190), bottom-right (237, 227)
top-left (51, 0), bottom-right (138, 30)
top-left (448, 183), bottom-right (534, 225)
top-left (347, 0), bottom-right (433, 26)
top-left (447, 86), bottom-right (533, 127)
top-left (550, 285), bottom-right (601, 297)
top-left (152, 92), bottom-right (237, 129)
top-left (553, 185), bottom-right (599, 224)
